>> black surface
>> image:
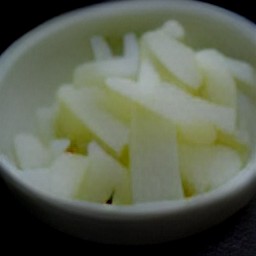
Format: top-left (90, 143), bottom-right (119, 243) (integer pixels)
top-left (1, 0), bottom-right (256, 253)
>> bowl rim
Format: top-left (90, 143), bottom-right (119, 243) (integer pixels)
top-left (0, 0), bottom-right (256, 220)
top-left (0, 0), bottom-right (255, 68)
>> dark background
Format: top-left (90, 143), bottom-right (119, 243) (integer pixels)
top-left (0, 0), bottom-right (255, 254)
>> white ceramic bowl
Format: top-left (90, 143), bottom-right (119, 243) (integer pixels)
top-left (0, 0), bottom-right (256, 244)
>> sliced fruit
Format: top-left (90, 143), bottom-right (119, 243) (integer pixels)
top-left (137, 57), bottom-right (161, 90)
top-left (13, 19), bottom-right (256, 205)
top-left (196, 49), bottom-right (237, 108)
top-left (226, 56), bottom-right (256, 100)
top-left (50, 153), bottom-right (88, 198)
top-left (90, 35), bottom-right (113, 61)
top-left (161, 20), bottom-right (185, 40)
top-left (74, 33), bottom-right (139, 88)
top-left (179, 144), bottom-right (242, 196)
top-left (106, 78), bottom-right (236, 135)
top-left (76, 142), bottom-right (131, 204)
top-left (226, 57), bottom-right (256, 87)
top-left (19, 152), bottom-right (88, 199)
top-left (14, 133), bottom-right (50, 169)
top-left (177, 122), bottom-right (217, 145)
top-left (130, 105), bottom-right (183, 203)
top-left (141, 29), bottom-right (202, 89)
top-left (54, 85), bottom-right (129, 157)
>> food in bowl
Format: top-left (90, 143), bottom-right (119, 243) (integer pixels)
top-left (10, 19), bottom-right (256, 205)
